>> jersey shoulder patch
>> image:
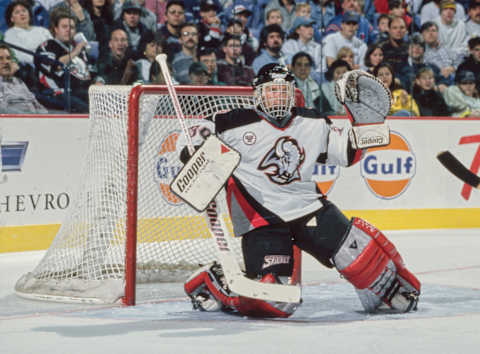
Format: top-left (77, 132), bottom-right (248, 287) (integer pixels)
top-left (293, 107), bottom-right (331, 124)
top-left (214, 108), bottom-right (261, 134)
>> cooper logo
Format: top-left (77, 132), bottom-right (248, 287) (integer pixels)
top-left (262, 255), bottom-right (291, 269)
top-left (243, 131), bottom-right (256, 145)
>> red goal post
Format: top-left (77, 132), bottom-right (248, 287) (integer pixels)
top-left (15, 85), bottom-right (302, 305)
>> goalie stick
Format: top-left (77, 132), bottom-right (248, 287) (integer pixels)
top-left (155, 54), bottom-right (301, 303)
top-left (437, 151), bottom-right (480, 189)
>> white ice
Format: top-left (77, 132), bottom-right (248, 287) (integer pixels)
top-left (1, 229), bottom-right (479, 354)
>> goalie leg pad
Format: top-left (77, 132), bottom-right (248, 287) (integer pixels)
top-left (184, 263), bottom-right (299, 318)
top-left (333, 218), bottom-right (420, 312)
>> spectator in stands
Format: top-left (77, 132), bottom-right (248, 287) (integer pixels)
top-left (144, 0), bottom-right (167, 28)
top-left (96, 27), bottom-right (139, 85)
top-left (325, 0), bottom-right (377, 44)
top-left (113, 0), bottom-right (155, 60)
top-left (221, 19), bottom-right (256, 66)
top-left (231, 5), bottom-right (259, 57)
top-left (336, 46), bottom-right (357, 69)
top-left (50, 0), bottom-right (96, 41)
top-left (374, 13), bottom-right (390, 43)
top-left (84, 0), bottom-right (114, 59)
top-left (310, 0), bottom-right (336, 42)
top-left (291, 51), bottom-right (320, 109)
top-left (412, 65), bottom-right (451, 116)
top-left (362, 43), bottom-right (383, 72)
top-left (35, 9), bottom-right (93, 112)
top-left (265, 8), bottom-right (284, 27)
top-left (421, 0), bottom-right (466, 25)
top-left (216, 34), bottom-right (255, 86)
top-left (434, 0), bottom-right (469, 54)
top-left (4, 0), bottom-right (52, 67)
top-left (320, 59), bottom-right (351, 115)
top-left (406, 32), bottom-right (449, 93)
top-left (443, 70), bottom-right (480, 117)
top-left (466, 0), bottom-right (480, 36)
top-left (421, 21), bottom-right (463, 85)
top-left (136, 32), bottom-right (165, 82)
top-left (252, 24), bottom-right (287, 74)
top-left (198, 45), bottom-right (223, 85)
top-left (457, 37), bottom-right (480, 93)
top-left (265, 0), bottom-right (296, 33)
top-left (172, 22), bottom-right (198, 84)
top-left (158, 0), bottom-right (186, 59)
top-left (387, 0), bottom-right (416, 32)
top-left (0, 43), bottom-right (48, 114)
top-left (323, 11), bottom-right (367, 69)
top-left (112, 1), bottom-right (154, 30)
top-left (373, 62), bottom-right (420, 116)
top-left (188, 61), bottom-right (209, 85)
top-left (197, 0), bottom-right (222, 50)
top-left (24, 0), bottom-right (50, 29)
top-left (380, 16), bottom-right (410, 89)
top-left (282, 17), bottom-right (325, 74)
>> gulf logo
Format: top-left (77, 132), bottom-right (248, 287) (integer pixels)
top-left (311, 163), bottom-right (340, 195)
top-left (360, 131), bottom-right (416, 199)
top-left (154, 130), bottom-right (183, 205)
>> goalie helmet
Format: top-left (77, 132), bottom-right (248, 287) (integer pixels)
top-left (253, 64), bottom-right (296, 126)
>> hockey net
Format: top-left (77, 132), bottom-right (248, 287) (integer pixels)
top-left (15, 85), bottom-right (301, 305)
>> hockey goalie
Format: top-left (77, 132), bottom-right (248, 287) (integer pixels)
top-left (181, 64), bottom-right (421, 318)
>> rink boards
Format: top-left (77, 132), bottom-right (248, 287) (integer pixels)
top-left (0, 114), bottom-right (479, 252)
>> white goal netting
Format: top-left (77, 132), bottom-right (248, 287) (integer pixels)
top-left (15, 85), bottom-right (256, 304)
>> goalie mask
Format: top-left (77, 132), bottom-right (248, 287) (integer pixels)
top-left (253, 64), bottom-right (295, 127)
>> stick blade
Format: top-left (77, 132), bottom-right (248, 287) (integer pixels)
top-left (437, 150), bottom-right (480, 188)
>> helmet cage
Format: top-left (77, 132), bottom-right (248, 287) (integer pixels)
top-left (254, 78), bottom-right (295, 121)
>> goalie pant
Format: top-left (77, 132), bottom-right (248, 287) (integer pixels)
top-left (185, 214), bottom-right (421, 317)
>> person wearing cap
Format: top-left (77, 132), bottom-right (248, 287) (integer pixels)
top-left (197, 0), bottom-right (222, 50)
top-left (188, 61), bottom-right (209, 85)
top-left (252, 24), bottom-right (287, 74)
top-left (282, 16), bottom-right (325, 74)
top-left (466, 0), bottom-right (480, 36)
top-left (421, 21), bottom-right (463, 85)
top-left (264, 0), bottom-right (296, 33)
top-left (324, 0), bottom-right (377, 44)
top-left (433, 0), bottom-right (469, 54)
top-left (443, 70), bottom-right (480, 117)
top-left (112, 0), bottom-right (155, 59)
top-left (158, 0), bottom-right (186, 58)
top-left (50, 0), bottom-right (96, 41)
top-left (323, 11), bottom-right (367, 69)
top-left (457, 37), bottom-right (480, 92)
top-left (420, 0), bottom-right (466, 25)
top-left (216, 33), bottom-right (255, 86)
top-left (227, 4), bottom-right (259, 58)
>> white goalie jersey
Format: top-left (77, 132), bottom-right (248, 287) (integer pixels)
top-left (178, 107), bottom-right (354, 236)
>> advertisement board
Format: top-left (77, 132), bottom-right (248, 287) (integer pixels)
top-left (0, 114), bottom-right (479, 252)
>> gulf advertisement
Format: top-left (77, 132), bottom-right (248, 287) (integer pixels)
top-left (0, 115), bottom-right (479, 252)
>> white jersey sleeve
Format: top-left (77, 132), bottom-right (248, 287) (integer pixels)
top-left (325, 125), bottom-right (351, 167)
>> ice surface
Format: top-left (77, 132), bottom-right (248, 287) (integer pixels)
top-left (1, 229), bottom-right (479, 354)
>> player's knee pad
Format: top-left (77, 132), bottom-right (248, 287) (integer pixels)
top-left (333, 218), bottom-right (421, 313)
top-left (184, 263), bottom-right (299, 318)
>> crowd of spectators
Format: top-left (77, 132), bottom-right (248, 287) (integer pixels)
top-left (0, 0), bottom-right (478, 116)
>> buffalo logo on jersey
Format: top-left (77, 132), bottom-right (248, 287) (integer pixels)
top-left (258, 136), bottom-right (305, 185)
